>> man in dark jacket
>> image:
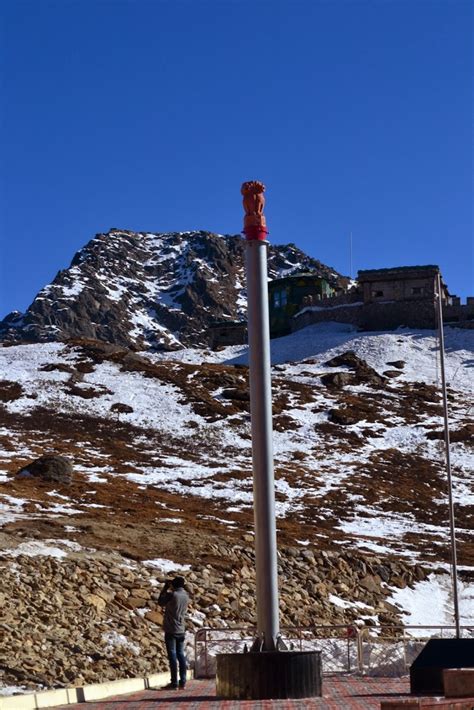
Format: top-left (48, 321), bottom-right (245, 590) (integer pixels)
top-left (158, 576), bottom-right (189, 690)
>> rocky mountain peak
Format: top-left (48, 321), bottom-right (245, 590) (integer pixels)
top-left (1, 229), bottom-right (348, 351)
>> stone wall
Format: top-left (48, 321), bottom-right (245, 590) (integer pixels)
top-left (292, 299), bottom-right (474, 333)
top-left (1, 544), bottom-right (432, 692)
top-left (444, 301), bottom-right (474, 327)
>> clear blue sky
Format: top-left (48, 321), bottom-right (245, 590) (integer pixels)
top-left (1, 0), bottom-right (472, 316)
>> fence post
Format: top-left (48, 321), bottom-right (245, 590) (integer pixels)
top-left (357, 628), bottom-right (365, 673)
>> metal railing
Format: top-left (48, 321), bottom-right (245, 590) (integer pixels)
top-left (194, 624), bottom-right (360, 678)
top-left (358, 625), bottom-right (474, 677)
top-left (193, 624), bottom-right (474, 679)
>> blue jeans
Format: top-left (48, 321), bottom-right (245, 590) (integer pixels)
top-left (165, 633), bottom-right (187, 686)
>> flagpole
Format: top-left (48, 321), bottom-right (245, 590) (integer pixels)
top-left (435, 272), bottom-right (461, 638)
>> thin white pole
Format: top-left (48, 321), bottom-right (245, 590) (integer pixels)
top-left (436, 272), bottom-right (461, 638)
top-left (350, 231), bottom-right (353, 279)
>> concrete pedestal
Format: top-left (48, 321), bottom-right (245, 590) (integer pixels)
top-left (444, 668), bottom-right (474, 698)
top-left (216, 650), bottom-right (322, 700)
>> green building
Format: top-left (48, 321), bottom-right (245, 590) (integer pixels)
top-left (268, 273), bottom-right (334, 338)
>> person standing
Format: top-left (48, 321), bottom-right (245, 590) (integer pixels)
top-left (158, 576), bottom-right (189, 690)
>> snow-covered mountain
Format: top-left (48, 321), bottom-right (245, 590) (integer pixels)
top-left (1, 265), bottom-right (473, 693)
top-left (0, 229), bottom-right (348, 350)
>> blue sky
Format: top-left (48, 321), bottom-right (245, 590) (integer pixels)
top-left (1, 0), bottom-right (472, 316)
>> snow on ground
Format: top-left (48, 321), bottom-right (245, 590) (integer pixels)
top-left (0, 539), bottom-right (83, 558)
top-left (153, 323), bottom-right (474, 395)
top-left (0, 686), bottom-right (30, 697)
top-left (101, 631), bottom-right (141, 656)
top-left (0, 497), bottom-right (26, 524)
top-left (389, 573), bottom-right (474, 628)
top-left (143, 557), bottom-right (192, 573)
top-left (0, 342), bottom-right (205, 435)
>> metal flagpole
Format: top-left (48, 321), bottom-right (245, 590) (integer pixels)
top-left (241, 180), bottom-right (280, 651)
top-left (435, 272), bottom-right (461, 638)
top-left (215, 182), bottom-right (322, 700)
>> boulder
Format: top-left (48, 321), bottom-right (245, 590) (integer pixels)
top-left (110, 402), bottom-right (134, 414)
top-left (328, 408), bottom-right (360, 426)
top-left (221, 388), bottom-right (250, 402)
top-left (145, 610), bottom-right (164, 625)
top-left (16, 455), bottom-right (73, 485)
top-left (320, 372), bottom-right (354, 388)
top-left (386, 360), bottom-right (405, 369)
top-left (0, 380), bottom-right (24, 402)
top-left (324, 350), bottom-right (386, 387)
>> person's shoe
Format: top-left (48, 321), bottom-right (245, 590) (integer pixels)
top-left (178, 680), bottom-right (186, 689)
top-left (161, 682), bottom-right (178, 690)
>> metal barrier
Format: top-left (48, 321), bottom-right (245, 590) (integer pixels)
top-left (358, 625), bottom-right (474, 677)
top-left (194, 624), bottom-right (360, 678)
top-left (194, 625), bottom-right (474, 678)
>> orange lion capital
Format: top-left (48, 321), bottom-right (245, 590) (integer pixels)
top-left (241, 180), bottom-right (266, 229)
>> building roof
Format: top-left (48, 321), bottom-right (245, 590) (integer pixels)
top-left (358, 265), bottom-right (440, 282)
top-left (269, 272), bottom-right (330, 287)
top-left (209, 319), bottom-right (246, 328)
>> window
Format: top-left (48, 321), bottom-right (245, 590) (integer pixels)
top-left (411, 287), bottom-right (423, 295)
top-left (273, 290), bottom-right (287, 308)
top-left (373, 290), bottom-right (384, 298)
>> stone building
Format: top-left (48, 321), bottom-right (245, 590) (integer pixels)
top-left (209, 320), bottom-right (247, 350)
top-left (268, 274), bottom-right (335, 338)
top-left (292, 265), bottom-right (474, 333)
top-left (357, 265), bottom-right (450, 305)
top-left (210, 265), bottom-right (473, 347)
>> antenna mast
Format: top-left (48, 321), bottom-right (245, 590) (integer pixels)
top-left (350, 231), bottom-right (353, 279)
top-left (435, 272), bottom-right (461, 638)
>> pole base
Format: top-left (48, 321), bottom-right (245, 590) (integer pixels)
top-left (216, 650), bottom-right (322, 700)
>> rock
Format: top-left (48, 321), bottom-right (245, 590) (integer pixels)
top-left (145, 610), bottom-right (164, 625)
top-left (325, 351), bottom-right (386, 387)
top-left (124, 596), bottom-right (148, 609)
top-left (92, 587), bottom-right (115, 603)
top-left (84, 594), bottom-right (107, 612)
top-left (110, 403), bottom-right (134, 414)
top-left (16, 455), bottom-right (73, 485)
top-left (130, 588), bottom-right (151, 600)
top-left (320, 372), bottom-right (354, 388)
top-left (0, 380), bottom-right (24, 402)
top-left (426, 424), bottom-right (474, 444)
top-left (391, 575), bottom-right (408, 589)
top-left (328, 408), bottom-right (360, 426)
top-left (240, 565), bottom-right (253, 578)
top-left (221, 388), bottom-right (250, 402)
top-left (359, 575), bottom-right (382, 594)
top-left (39, 363), bottom-right (75, 374)
top-left (67, 384), bottom-right (110, 399)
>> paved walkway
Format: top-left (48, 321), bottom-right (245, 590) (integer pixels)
top-left (55, 676), bottom-right (411, 709)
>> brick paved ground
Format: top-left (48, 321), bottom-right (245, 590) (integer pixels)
top-left (55, 675), bottom-right (411, 709)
